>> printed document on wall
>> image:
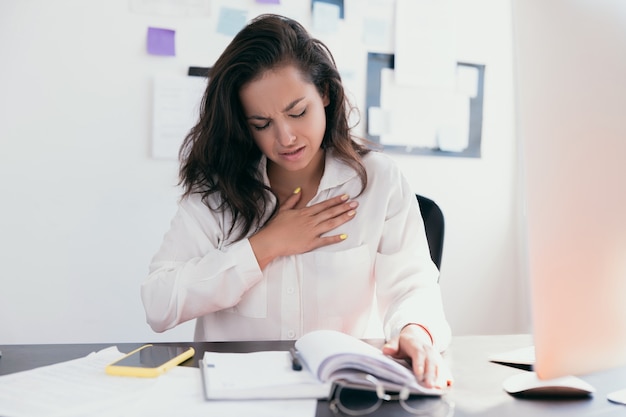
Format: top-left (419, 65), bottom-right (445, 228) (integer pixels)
top-left (379, 68), bottom-right (439, 148)
top-left (378, 68), bottom-right (470, 151)
top-left (362, 0), bottom-right (395, 54)
top-left (130, 0), bottom-right (211, 17)
top-left (394, 0), bottom-right (457, 89)
top-left (151, 74), bottom-right (206, 160)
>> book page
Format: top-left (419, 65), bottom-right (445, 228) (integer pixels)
top-left (295, 330), bottom-right (387, 378)
top-left (295, 330), bottom-right (442, 395)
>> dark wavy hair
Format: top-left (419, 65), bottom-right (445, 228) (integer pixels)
top-left (179, 14), bottom-right (371, 241)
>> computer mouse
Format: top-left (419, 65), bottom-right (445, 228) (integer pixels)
top-left (502, 371), bottom-right (595, 398)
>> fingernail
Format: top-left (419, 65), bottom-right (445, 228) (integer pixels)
top-left (339, 234), bottom-right (348, 240)
top-left (341, 194), bottom-right (349, 201)
top-left (293, 187), bottom-right (301, 194)
top-left (347, 210), bottom-right (355, 217)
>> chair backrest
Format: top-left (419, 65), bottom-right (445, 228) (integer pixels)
top-left (415, 194), bottom-right (445, 270)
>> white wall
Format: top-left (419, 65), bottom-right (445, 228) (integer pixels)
top-left (0, 0), bottom-right (524, 344)
top-left (392, 0), bottom-right (525, 336)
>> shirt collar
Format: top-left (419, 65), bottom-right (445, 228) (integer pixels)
top-left (257, 149), bottom-right (358, 192)
top-left (318, 150), bottom-right (358, 192)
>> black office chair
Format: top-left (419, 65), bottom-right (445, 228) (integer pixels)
top-left (416, 194), bottom-right (445, 271)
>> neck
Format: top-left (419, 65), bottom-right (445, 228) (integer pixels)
top-left (267, 149), bottom-right (325, 203)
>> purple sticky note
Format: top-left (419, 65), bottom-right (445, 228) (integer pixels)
top-left (147, 27), bottom-right (176, 56)
top-left (256, 0), bottom-right (280, 4)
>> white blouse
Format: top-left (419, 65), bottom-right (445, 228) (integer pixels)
top-left (141, 150), bottom-right (451, 351)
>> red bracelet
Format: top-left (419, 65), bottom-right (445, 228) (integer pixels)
top-left (402, 323), bottom-right (434, 346)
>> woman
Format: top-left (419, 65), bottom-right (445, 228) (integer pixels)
top-left (141, 14), bottom-right (451, 388)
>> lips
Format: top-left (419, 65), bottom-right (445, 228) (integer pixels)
top-left (279, 146), bottom-right (305, 160)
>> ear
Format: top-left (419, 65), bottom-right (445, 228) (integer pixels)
top-left (322, 84), bottom-right (330, 107)
top-left (323, 93), bottom-right (330, 107)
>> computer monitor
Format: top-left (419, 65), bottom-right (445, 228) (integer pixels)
top-left (513, 0), bottom-right (626, 381)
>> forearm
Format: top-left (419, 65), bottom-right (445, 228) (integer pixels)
top-left (383, 285), bottom-right (452, 353)
top-left (248, 230), bottom-right (282, 270)
top-left (141, 240), bottom-right (263, 332)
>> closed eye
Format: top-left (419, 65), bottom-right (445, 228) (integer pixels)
top-left (252, 121), bottom-right (270, 131)
top-left (290, 108), bottom-right (306, 118)
top-left (249, 107), bottom-right (305, 131)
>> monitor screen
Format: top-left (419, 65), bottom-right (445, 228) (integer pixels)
top-left (513, 0), bottom-right (626, 380)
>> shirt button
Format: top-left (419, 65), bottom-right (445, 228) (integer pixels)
top-left (287, 287), bottom-right (295, 295)
top-left (287, 330), bottom-right (295, 339)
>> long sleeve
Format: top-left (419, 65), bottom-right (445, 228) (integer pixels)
top-left (141, 196), bottom-right (264, 333)
top-left (369, 158), bottom-right (451, 352)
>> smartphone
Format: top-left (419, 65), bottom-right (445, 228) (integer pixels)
top-left (105, 344), bottom-right (195, 378)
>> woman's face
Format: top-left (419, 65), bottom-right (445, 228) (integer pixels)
top-left (239, 65), bottom-right (329, 176)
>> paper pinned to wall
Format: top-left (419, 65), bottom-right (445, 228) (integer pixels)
top-left (437, 94), bottom-right (470, 152)
top-left (130, 0), bottom-right (211, 17)
top-left (362, 18), bottom-right (392, 53)
top-left (217, 7), bottom-right (248, 37)
top-left (456, 65), bottom-right (479, 98)
top-left (151, 74), bottom-right (207, 160)
top-left (367, 106), bottom-right (390, 136)
top-left (312, 2), bottom-right (341, 35)
top-left (378, 68), bottom-right (470, 151)
top-left (379, 68), bottom-right (438, 148)
top-left (362, 0), bottom-right (395, 53)
top-left (311, 0), bottom-right (344, 19)
top-left (147, 27), bottom-right (176, 56)
top-left (394, 0), bottom-right (457, 89)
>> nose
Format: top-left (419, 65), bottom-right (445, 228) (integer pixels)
top-left (274, 121), bottom-right (296, 146)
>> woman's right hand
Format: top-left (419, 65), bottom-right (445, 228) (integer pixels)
top-left (249, 188), bottom-right (358, 269)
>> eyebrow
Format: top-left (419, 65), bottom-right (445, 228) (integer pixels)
top-left (246, 97), bottom-right (306, 120)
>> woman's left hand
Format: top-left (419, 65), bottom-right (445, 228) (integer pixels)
top-left (382, 324), bottom-right (453, 389)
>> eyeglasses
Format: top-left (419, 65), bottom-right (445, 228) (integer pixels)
top-left (329, 374), bottom-right (455, 416)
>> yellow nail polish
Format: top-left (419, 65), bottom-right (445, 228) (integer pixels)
top-left (341, 194), bottom-right (349, 201)
top-left (293, 187), bottom-right (301, 194)
top-left (339, 234), bottom-right (348, 240)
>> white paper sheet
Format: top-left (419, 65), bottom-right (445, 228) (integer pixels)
top-left (129, 0), bottom-right (211, 17)
top-left (151, 74), bottom-right (207, 160)
top-left (125, 365), bottom-right (318, 417)
top-left (456, 65), bottom-right (479, 98)
top-left (0, 347), bottom-right (153, 417)
top-left (367, 106), bottom-right (390, 136)
top-left (362, 0), bottom-right (396, 53)
top-left (200, 351), bottom-right (330, 399)
top-left (379, 68), bottom-right (434, 148)
top-left (378, 68), bottom-right (470, 151)
top-left (312, 2), bottom-right (341, 35)
top-left (0, 347), bottom-right (317, 417)
top-left (437, 94), bottom-right (470, 152)
top-left (394, 0), bottom-right (457, 89)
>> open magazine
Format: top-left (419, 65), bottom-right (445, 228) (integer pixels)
top-left (200, 329), bottom-right (444, 400)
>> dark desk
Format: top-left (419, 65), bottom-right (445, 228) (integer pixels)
top-left (1, 335), bottom-right (625, 416)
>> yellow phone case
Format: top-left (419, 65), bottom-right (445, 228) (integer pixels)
top-left (105, 344), bottom-right (195, 378)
